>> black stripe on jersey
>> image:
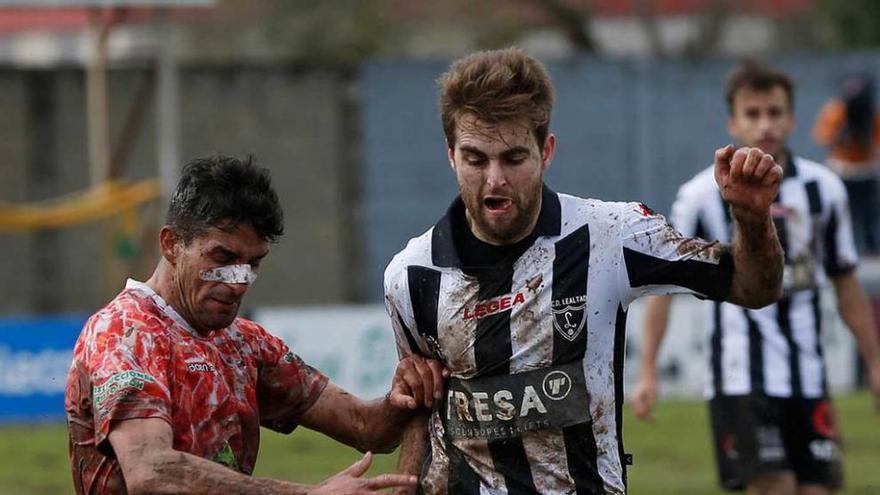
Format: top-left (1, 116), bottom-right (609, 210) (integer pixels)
top-left (823, 208), bottom-right (848, 277)
top-left (394, 311), bottom-right (422, 357)
top-left (622, 247), bottom-right (734, 301)
top-left (473, 269), bottom-right (539, 493)
top-left (407, 267), bottom-right (442, 344)
top-left (746, 309), bottom-right (765, 394)
top-left (805, 181), bottom-right (822, 215)
top-left (552, 224), bottom-right (591, 363)
top-left (552, 224), bottom-right (604, 493)
top-left (777, 297), bottom-right (802, 396)
top-left (408, 266), bottom-right (482, 491)
top-left (695, 215), bottom-right (708, 240)
top-left (711, 302), bottom-right (723, 395)
top-left (447, 444), bottom-right (481, 494)
top-left (771, 192), bottom-right (802, 396)
top-left (812, 289), bottom-right (828, 395)
top-left (474, 273), bottom-right (515, 377)
top-left (562, 423), bottom-right (604, 495)
top-left (720, 193), bottom-right (731, 226)
top-left (613, 304), bottom-right (629, 488)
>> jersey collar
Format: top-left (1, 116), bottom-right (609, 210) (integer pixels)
top-left (431, 184), bottom-right (562, 268)
top-left (124, 278), bottom-right (201, 337)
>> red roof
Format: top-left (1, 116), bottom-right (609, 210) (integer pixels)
top-left (383, 0), bottom-right (814, 23)
top-left (0, 6), bottom-right (213, 33)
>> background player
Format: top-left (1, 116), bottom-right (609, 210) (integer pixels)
top-left (631, 60), bottom-right (880, 495)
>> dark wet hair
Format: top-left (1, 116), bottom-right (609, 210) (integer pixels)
top-left (166, 155), bottom-right (284, 244)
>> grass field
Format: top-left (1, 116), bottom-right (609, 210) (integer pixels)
top-left (2, 392), bottom-right (877, 494)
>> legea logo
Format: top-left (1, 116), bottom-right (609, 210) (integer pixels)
top-left (463, 292), bottom-right (526, 321)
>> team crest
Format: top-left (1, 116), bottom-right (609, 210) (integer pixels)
top-left (552, 295), bottom-right (587, 342)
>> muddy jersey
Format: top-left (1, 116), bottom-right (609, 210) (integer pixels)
top-left (670, 157), bottom-right (858, 399)
top-left (65, 280), bottom-right (328, 495)
top-left (384, 186), bottom-right (735, 494)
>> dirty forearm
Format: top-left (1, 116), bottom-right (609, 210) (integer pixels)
top-left (352, 395), bottom-right (416, 454)
top-left (398, 415), bottom-right (429, 477)
top-left (727, 209), bottom-right (783, 308)
top-left (133, 450), bottom-right (311, 495)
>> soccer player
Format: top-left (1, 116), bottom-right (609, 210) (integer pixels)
top-left (65, 156), bottom-right (446, 495)
top-left (631, 61), bottom-right (880, 495)
top-left (383, 48), bottom-right (784, 494)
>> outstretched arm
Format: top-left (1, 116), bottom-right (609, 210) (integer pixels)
top-left (109, 418), bottom-right (416, 495)
top-left (714, 145), bottom-right (784, 308)
top-left (297, 355), bottom-right (446, 454)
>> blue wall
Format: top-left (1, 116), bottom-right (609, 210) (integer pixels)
top-left (361, 53), bottom-right (880, 299)
top-left (0, 315), bottom-right (85, 422)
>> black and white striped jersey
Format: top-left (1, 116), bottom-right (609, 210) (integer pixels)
top-left (670, 156), bottom-right (858, 400)
top-left (384, 186), bottom-right (735, 494)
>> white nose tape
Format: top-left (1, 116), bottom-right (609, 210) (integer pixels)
top-left (199, 264), bottom-right (257, 285)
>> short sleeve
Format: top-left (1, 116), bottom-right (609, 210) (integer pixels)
top-left (384, 260), bottom-right (425, 359)
top-left (617, 202), bottom-right (733, 308)
top-left (253, 325), bottom-right (329, 434)
top-left (85, 312), bottom-right (173, 449)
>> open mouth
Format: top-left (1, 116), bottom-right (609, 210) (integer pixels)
top-left (483, 197), bottom-right (512, 212)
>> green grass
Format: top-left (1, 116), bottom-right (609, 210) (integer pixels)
top-left (1, 392), bottom-right (878, 494)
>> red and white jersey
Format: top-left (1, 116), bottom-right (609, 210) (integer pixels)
top-left (384, 186), bottom-right (735, 494)
top-left (65, 280), bottom-right (328, 495)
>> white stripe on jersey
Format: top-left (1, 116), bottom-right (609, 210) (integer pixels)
top-left (674, 156), bottom-right (858, 399)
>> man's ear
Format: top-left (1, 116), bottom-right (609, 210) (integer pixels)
top-left (158, 226), bottom-right (181, 265)
top-left (447, 140), bottom-right (456, 171)
top-left (541, 133), bottom-right (557, 171)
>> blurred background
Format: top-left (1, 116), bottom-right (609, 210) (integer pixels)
top-left (1, 0), bottom-right (879, 493)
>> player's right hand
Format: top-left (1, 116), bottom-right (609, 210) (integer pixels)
top-left (310, 452), bottom-right (417, 495)
top-left (390, 354), bottom-right (449, 409)
top-left (630, 373), bottom-right (658, 422)
top-left (713, 145), bottom-right (783, 223)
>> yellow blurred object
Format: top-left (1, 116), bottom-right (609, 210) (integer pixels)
top-left (0, 179), bottom-right (161, 232)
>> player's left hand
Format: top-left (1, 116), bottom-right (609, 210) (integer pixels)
top-left (388, 354), bottom-right (449, 410)
top-left (714, 145), bottom-right (783, 222)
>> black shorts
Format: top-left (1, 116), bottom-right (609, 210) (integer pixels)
top-left (708, 394), bottom-right (843, 491)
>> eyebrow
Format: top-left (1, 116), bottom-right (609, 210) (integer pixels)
top-left (208, 245), bottom-right (268, 262)
top-left (208, 245), bottom-right (240, 260)
top-left (459, 145), bottom-right (532, 157)
top-left (459, 145), bottom-right (487, 156)
top-left (501, 147), bottom-right (532, 157)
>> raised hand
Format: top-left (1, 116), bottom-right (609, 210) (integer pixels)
top-left (389, 354), bottom-right (449, 409)
top-left (714, 145), bottom-right (783, 222)
top-left (310, 452), bottom-right (418, 495)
